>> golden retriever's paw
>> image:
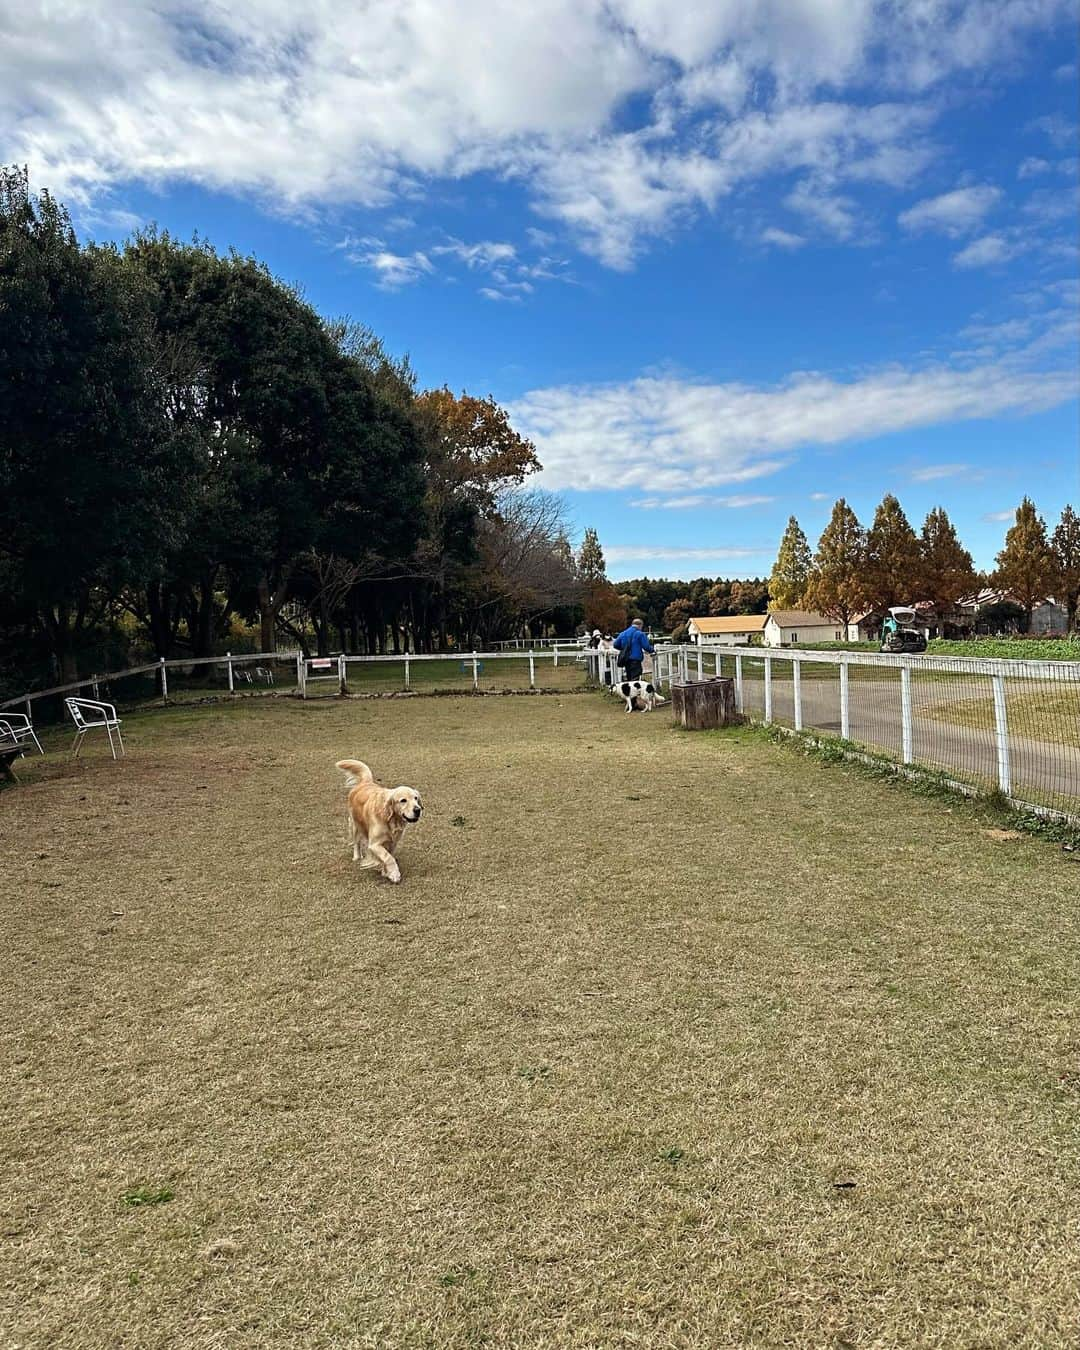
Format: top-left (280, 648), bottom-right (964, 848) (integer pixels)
top-left (385, 867), bottom-right (402, 884)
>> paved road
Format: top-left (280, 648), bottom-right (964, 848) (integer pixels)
top-left (736, 673), bottom-right (1079, 816)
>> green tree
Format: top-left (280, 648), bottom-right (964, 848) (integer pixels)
top-left (918, 507), bottom-right (977, 626)
top-left (994, 498), bottom-right (1055, 632)
top-left (663, 597), bottom-right (694, 632)
top-left (768, 516), bottom-right (813, 610)
top-left (864, 494), bottom-right (921, 613)
top-left (0, 168), bottom-right (190, 680)
top-left (576, 528), bottom-right (607, 584)
top-left (805, 499), bottom-right (867, 633)
top-left (1051, 503), bottom-right (1080, 633)
top-left (124, 231), bottom-right (426, 653)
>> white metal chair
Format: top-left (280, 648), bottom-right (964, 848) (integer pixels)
top-left (65, 698), bottom-right (125, 760)
top-left (0, 712), bottom-right (44, 755)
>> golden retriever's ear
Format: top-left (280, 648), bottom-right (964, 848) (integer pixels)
top-left (381, 795), bottom-right (397, 824)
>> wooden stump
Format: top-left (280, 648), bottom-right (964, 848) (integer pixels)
top-left (671, 677), bottom-right (737, 730)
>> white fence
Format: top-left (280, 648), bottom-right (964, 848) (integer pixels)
top-left (644, 644), bottom-right (1080, 824)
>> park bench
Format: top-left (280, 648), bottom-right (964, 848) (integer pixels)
top-left (65, 697), bottom-right (125, 760)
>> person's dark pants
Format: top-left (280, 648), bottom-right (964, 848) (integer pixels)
top-left (623, 659), bottom-right (643, 681)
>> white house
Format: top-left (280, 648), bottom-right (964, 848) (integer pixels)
top-left (763, 610), bottom-right (846, 646)
top-left (687, 615), bottom-right (768, 645)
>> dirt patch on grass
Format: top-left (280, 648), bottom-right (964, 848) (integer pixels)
top-left (2, 696), bottom-right (1079, 1347)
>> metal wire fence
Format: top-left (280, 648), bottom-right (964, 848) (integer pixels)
top-left (650, 644), bottom-right (1080, 824)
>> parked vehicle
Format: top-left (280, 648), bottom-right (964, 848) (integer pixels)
top-left (880, 606), bottom-right (928, 654)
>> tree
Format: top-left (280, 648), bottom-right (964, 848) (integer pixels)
top-left (768, 517), bottom-right (813, 610)
top-left (804, 499), bottom-right (867, 632)
top-left (124, 231), bottom-right (426, 653)
top-left (994, 498), bottom-right (1055, 631)
top-left (729, 579), bottom-right (768, 614)
top-left (1051, 504), bottom-right (1080, 633)
top-left (663, 598), bottom-right (694, 632)
top-left (576, 528), bottom-right (607, 584)
top-left (584, 582), bottom-right (626, 634)
top-left (864, 494), bottom-right (921, 613)
top-left (0, 168), bottom-right (190, 679)
top-left (918, 507), bottom-right (977, 625)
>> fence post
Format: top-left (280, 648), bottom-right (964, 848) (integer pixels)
top-left (696, 647), bottom-right (703, 680)
top-left (991, 673), bottom-right (1012, 795)
top-left (764, 654), bottom-right (773, 724)
top-left (735, 654), bottom-right (744, 712)
top-left (159, 657), bottom-right (168, 705)
top-left (839, 659), bottom-right (850, 740)
top-left (25, 698), bottom-right (32, 720)
top-left (338, 653), bottom-right (347, 696)
top-left (227, 651), bottom-right (234, 693)
top-left (715, 651), bottom-right (721, 677)
top-left (472, 651), bottom-right (479, 690)
top-left (793, 657), bottom-right (802, 732)
top-left (529, 650), bottom-right (536, 689)
top-left (298, 653), bottom-right (306, 699)
top-left (900, 664), bottom-right (913, 764)
top-left (404, 655), bottom-right (410, 691)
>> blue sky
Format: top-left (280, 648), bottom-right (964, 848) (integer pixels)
top-left (4, 1), bottom-right (1078, 579)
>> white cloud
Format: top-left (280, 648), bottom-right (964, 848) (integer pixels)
top-left (354, 249), bottom-right (434, 287)
top-left (910, 463), bottom-right (972, 481)
top-left (512, 351), bottom-right (1077, 493)
top-left (3, 1), bottom-right (1070, 268)
top-left (605, 546), bottom-right (769, 563)
top-left (1018, 156), bottom-right (1052, 178)
top-left (761, 226), bottom-right (806, 250)
top-left (431, 238), bottom-right (517, 268)
top-left (809, 491), bottom-right (831, 500)
top-left (899, 185), bottom-right (1001, 236)
top-left (630, 493), bottom-right (775, 509)
top-left (785, 180), bottom-right (857, 239)
top-left (952, 234), bottom-right (1022, 267)
top-left (982, 509), bottom-right (1016, 522)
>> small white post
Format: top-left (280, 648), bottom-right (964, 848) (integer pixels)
top-left (714, 651), bottom-right (721, 677)
top-left (472, 651), bottom-right (479, 690)
top-left (991, 673), bottom-right (1011, 795)
top-left (735, 654), bottom-right (744, 712)
top-left (696, 647), bottom-right (703, 680)
top-left (840, 660), bottom-right (850, 740)
top-left (529, 650), bottom-right (536, 688)
top-left (25, 698), bottom-right (32, 719)
top-left (764, 654), bottom-right (773, 724)
top-left (338, 653), bottom-right (347, 696)
top-left (900, 663), bottom-right (913, 764)
top-left (404, 655), bottom-right (410, 690)
top-left (227, 651), bottom-right (234, 693)
top-left (553, 645), bottom-right (559, 668)
top-left (299, 654), bottom-right (307, 699)
top-left (159, 657), bottom-right (168, 704)
top-left (793, 657), bottom-right (802, 732)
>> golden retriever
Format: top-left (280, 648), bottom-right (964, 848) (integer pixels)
top-left (336, 759), bottom-right (422, 884)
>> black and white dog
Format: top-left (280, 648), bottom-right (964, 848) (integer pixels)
top-left (612, 678), bottom-right (666, 713)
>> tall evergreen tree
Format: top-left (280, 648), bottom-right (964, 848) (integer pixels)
top-left (577, 528), bottom-right (607, 583)
top-left (864, 494), bottom-right (921, 613)
top-left (768, 516), bottom-right (813, 610)
top-left (918, 507), bottom-right (977, 624)
top-left (805, 499), bottom-right (867, 632)
top-left (1051, 503), bottom-right (1080, 633)
top-left (994, 497), bottom-right (1055, 631)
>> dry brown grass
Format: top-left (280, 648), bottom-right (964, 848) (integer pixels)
top-left (1, 694), bottom-right (1079, 1348)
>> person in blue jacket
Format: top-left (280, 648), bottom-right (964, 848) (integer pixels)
top-left (613, 618), bottom-right (655, 682)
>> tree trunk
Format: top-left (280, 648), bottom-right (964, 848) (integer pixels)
top-left (671, 677), bottom-right (737, 729)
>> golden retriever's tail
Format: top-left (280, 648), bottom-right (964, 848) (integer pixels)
top-left (336, 759), bottom-right (373, 789)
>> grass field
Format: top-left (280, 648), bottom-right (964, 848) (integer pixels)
top-left (2, 694), bottom-right (1079, 1348)
top-left (925, 684), bottom-right (1080, 751)
top-left (794, 638), bottom-right (1080, 661)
